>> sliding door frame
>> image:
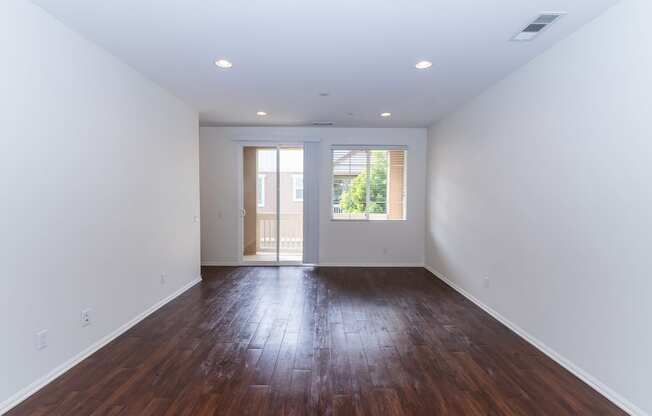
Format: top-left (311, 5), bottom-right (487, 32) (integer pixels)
top-left (236, 141), bottom-right (305, 266)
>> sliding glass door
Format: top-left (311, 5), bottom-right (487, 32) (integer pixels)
top-left (242, 145), bottom-right (303, 263)
top-left (278, 147), bottom-right (303, 261)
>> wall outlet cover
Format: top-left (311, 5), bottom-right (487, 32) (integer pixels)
top-left (81, 309), bottom-right (92, 326)
top-left (35, 329), bottom-right (48, 350)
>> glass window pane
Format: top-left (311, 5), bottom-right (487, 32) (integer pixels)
top-left (368, 150), bottom-right (388, 220)
top-left (256, 149), bottom-right (277, 256)
top-left (279, 148), bottom-right (303, 261)
top-left (257, 174), bottom-right (265, 207)
top-left (331, 148), bottom-right (406, 221)
top-left (332, 149), bottom-right (368, 220)
top-left (293, 174), bottom-right (303, 201)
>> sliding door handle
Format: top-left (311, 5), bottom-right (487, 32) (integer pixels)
top-left (241, 208), bottom-right (247, 217)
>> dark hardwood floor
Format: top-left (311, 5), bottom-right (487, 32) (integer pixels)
top-left (9, 266), bottom-right (625, 415)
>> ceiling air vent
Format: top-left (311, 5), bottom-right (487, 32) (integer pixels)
top-left (312, 122), bottom-right (334, 126)
top-left (512, 13), bottom-right (565, 41)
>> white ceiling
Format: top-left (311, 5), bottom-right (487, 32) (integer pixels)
top-left (32, 0), bottom-right (619, 127)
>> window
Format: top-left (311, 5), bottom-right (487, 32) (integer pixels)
top-left (292, 174), bottom-right (303, 202)
top-left (331, 147), bottom-right (407, 220)
top-left (257, 174), bottom-right (265, 207)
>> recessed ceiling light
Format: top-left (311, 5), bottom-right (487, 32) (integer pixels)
top-left (415, 60), bottom-right (433, 70)
top-left (380, 112), bottom-right (392, 118)
top-left (256, 111), bottom-right (268, 116)
top-left (214, 59), bottom-right (233, 69)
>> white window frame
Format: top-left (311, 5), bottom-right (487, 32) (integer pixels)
top-left (330, 145), bottom-right (407, 221)
top-left (257, 174), bottom-right (266, 207)
top-left (292, 174), bottom-right (304, 202)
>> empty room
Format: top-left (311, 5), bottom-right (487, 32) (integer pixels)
top-left (1, 0), bottom-right (650, 414)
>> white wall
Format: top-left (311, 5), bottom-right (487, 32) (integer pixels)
top-left (426, 0), bottom-right (651, 414)
top-left (0, 0), bottom-right (200, 411)
top-left (200, 127), bottom-right (427, 266)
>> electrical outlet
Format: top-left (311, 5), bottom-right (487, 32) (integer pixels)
top-left (160, 273), bottom-right (167, 285)
top-left (483, 276), bottom-right (490, 288)
top-left (81, 309), bottom-right (92, 327)
top-left (35, 330), bottom-right (48, 350)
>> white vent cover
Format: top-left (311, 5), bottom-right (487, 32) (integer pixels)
top-left (512, 13), bottom-right (565, 41)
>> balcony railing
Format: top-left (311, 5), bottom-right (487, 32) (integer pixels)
top-left (257, 212), bottom-right (303, 253)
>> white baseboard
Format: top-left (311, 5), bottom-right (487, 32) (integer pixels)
top-left (202, 260), bottom-right (240, 266)
top-left (0, 276), bottom-right (202, 415)
top-left (317, 262), bottom-right (425, 268)
top-left (423, 265), bottom-right (644, 416)
top-left (202, 261), bottom-right (426, 268)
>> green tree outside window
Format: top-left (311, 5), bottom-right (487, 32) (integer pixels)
top-left (339, 151), bottom-right (387, 214)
